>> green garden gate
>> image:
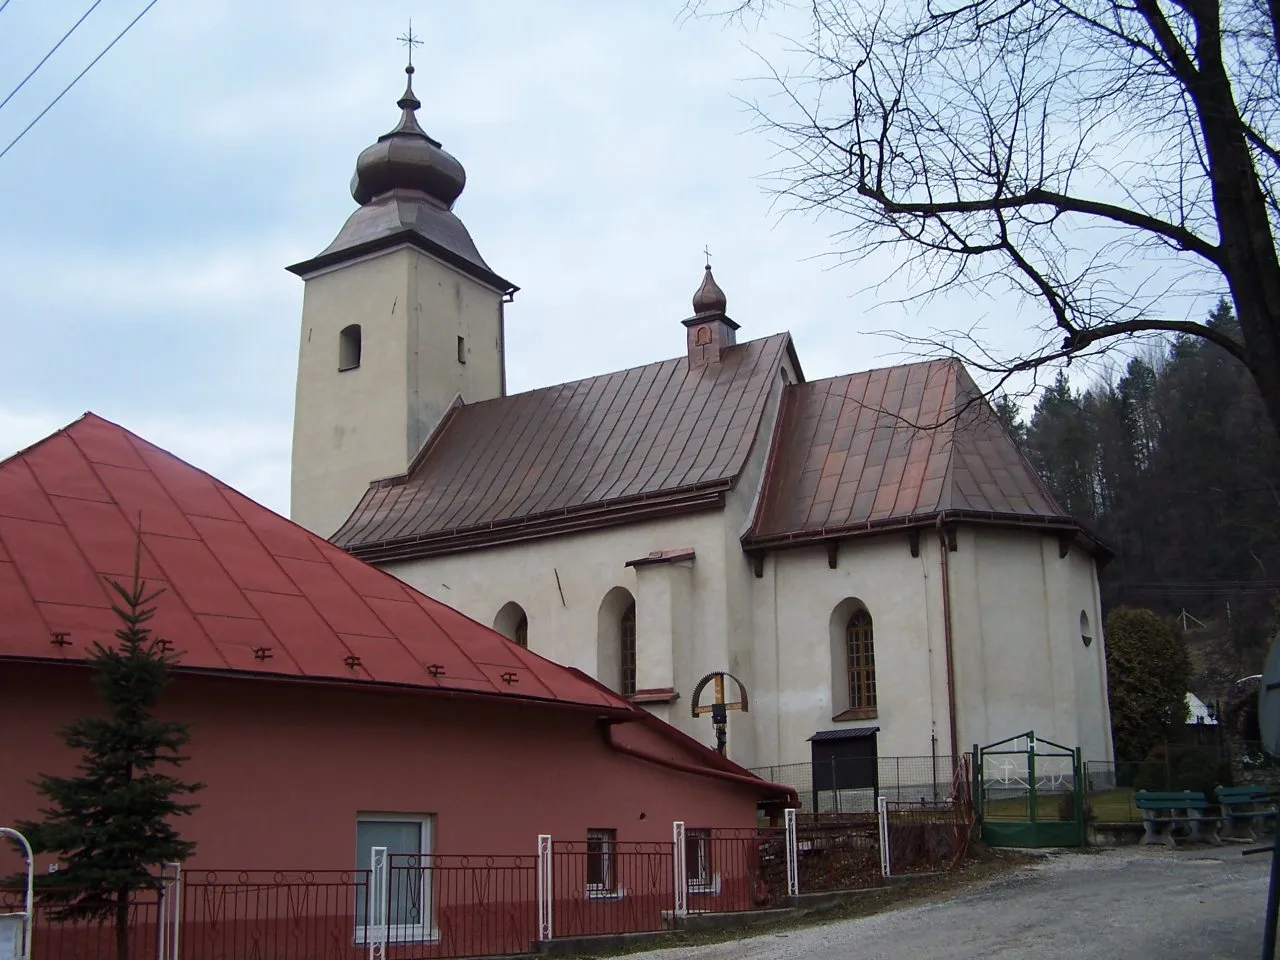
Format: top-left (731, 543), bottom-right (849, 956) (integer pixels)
top-left (974, 732), bottom-right (1085, 847)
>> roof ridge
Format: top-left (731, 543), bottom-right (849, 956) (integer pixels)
top-left (455, 332), bottom-right (792, 410)
top-left (799, 356), bottom-right (956, 390)
top-left (0, 411), bottom-right (95, 473)
top-left (0, 414), bottom-right (634, 710)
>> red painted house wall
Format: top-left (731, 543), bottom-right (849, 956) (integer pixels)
top-left (0, 661), bottom-right (759, 874)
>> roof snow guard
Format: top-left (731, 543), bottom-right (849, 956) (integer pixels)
top-left (0, 414), bottom-right (626, 712)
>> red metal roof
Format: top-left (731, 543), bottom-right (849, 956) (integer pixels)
top-left (335, 333), bottom-right (795, 561)
top-left (747, 359), bottom-right (1095, 545)
top-left (0, 414), bottom-right (631, 712)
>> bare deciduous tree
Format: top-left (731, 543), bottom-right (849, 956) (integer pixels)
top-left (689, 0), bottom-right (1280, 428)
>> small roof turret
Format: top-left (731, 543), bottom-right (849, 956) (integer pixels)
top-left (682, 256), bottom-right (739, 368)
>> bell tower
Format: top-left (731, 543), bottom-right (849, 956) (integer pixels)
top-left (286, 47), bottom-right (517, 538)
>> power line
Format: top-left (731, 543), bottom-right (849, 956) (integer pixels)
top-left (0, 1), bottom-right (13, 15)
top-left (0, 0), bottom-right (160, 163)
top-left (0, 0), bottom-right (106, 114)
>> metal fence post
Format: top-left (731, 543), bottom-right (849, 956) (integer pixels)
top-left (784, 807), bottom-right (799, 898)
top-left (368, 846), bottom-right (388, 960)
top-left (672, 822), bottom-right (687, 919)
top-left (157, 861), bottom-right (182, 960)
top-left (536, 835), bottom-right (553, 941)
top-left (0, 827), bottom-right (33, 960)
top-left (877, 795), bottom-right (891, 879)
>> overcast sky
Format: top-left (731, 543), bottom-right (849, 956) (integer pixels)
top-left (0, 1), bottom-right (1210, 516)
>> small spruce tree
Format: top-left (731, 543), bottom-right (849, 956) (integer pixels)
top-left (15, 557), bottom-right (203, 960)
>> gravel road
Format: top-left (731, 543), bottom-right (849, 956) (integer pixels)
top-left (635, 847), bottom-right (1273, 960)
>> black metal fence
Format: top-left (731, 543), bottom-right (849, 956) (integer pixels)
top-left (1, 886), bottom-right (162, 960)
top-left (182, 869), bottom-right (364, 960)
top-left (684, 827), bottom-right (789, 915)
top-left (794, 815), bottom-right (883, 892)
top-left (750, 755), bottom-right (960, 814)
top-left (885, 801), bottom-right (973, 874)
top-left (384, 855), bottom-right (537, 959)
top-left (550, 840), bottom-right (674, 937)
top-left (7, 814), bottom-right (977, 960)
top-left (1077, 740), bottom-right (1280, 823)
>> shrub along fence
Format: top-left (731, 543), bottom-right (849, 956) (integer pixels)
top-left (6, 807), bottom-right (975, 960)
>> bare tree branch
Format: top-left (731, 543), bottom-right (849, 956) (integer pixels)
top-left (686, 0), bottom-right (1280, 432)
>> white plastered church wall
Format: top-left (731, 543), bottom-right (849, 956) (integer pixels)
top-left (381, 507), bottom-right (736, 753)
top-left (945, 527), bottom-right (1113, 762)
top-left (755, 537), bottom-right (944, 766)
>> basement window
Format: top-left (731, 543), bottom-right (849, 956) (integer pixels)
top-left (586, 828), bottom-right (617, 896)
top-left (339, 324), bottom-right (362, 371)
top-left (686, 829), bottom-right (716, 891)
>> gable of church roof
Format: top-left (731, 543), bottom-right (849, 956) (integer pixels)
top-left (335, 332), bottom-right (796, 561)
top-left (0, 413), bottom-right (631, 713)
top-left (745, 359), bottom-right (1108, 554)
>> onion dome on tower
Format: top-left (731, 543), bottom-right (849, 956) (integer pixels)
top-left (286, 61), bottom-right (516, 297)
top-left (350, 64), bottom-right (466, 208)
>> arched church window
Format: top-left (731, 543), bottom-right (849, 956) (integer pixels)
top-left (620, 602), bottom-right (637, 697)
top-left (846, 609), bottom-right (876, 712)
top-left (339, 324), bottom-right (362, 371)
top-left (494, 601), bottom-right (529, 647)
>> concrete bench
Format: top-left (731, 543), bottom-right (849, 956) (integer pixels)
top-left (1216, 786), bottom-right (1277, 841)
top-left (1134, 790), bottom-right (1221, 847)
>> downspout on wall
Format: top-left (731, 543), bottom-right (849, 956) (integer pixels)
top-left (937, 516), bottom-right (960, 761)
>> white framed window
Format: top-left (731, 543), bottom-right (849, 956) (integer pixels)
top-left (354, 814), bottom-right (435, 944)
top-left (685, 829), bottom-right (720, 893)
top-left (586, 828), bottom-right (619, 898)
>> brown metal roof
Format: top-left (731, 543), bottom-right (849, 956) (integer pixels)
top-left (746, 359), bottom-right (1092, 545)
top-left (335, 333), bottom-right (794, 560)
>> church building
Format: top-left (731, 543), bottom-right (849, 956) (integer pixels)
top-left (286, 62), bottom-right (1116, 776)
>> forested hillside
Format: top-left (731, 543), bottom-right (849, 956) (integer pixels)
top-left (997, 301), bottom-right (1280, 701)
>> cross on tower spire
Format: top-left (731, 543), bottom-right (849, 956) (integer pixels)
top-left (397, 20), bottom-right (423, 68)
top-left (703, 244), bottom-right (712, 268)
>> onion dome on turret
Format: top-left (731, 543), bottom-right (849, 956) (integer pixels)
top-left (691, 264), bottom-right (728, 316)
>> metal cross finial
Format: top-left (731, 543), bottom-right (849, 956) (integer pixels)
top-left (398, 20), bottom-right (423, 67)
top-left (703, 244), bottom-right (712, 268)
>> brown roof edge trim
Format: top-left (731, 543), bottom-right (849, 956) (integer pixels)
top-left (346, 489), bottom-right (728, 563)
top-left (722, 335), bottom-right (791, 496)
top-left (600, 719), bottom-right (799, 807)
top-left (625, 548), bottom-right (696, 568)
top-left (783, 336), bottom-right (806, 383)
top-left (0, 655), bottom-right (637, 717)
top-left (286, 229), bottom-right (520, 296)
top-left (373, 397), bottom-right (466, 490)
top-left (744, 384), bottom-right (797, 540)
top-left (742, 509), bottom-right (1113, 560)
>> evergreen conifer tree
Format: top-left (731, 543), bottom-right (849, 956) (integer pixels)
top-left (14, 553), bottom-right (203, 960)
